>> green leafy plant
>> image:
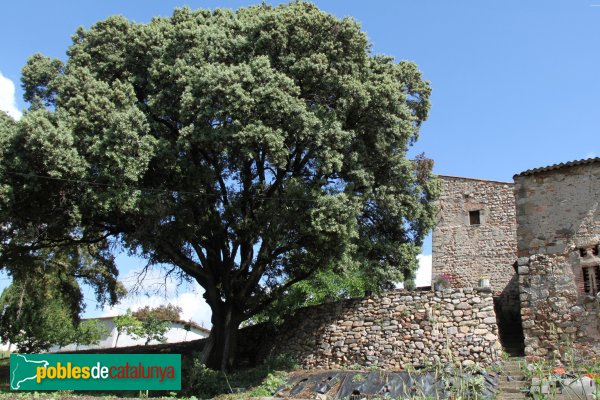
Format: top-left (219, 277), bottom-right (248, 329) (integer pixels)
top-left (247, 371), bottom-right (288, 397)
top-left (181, 352), bottom-right (297, 398)
top-left (113, 310), bottom-right (143, 348)
top-left (73, 319), bottom-right (109, 350)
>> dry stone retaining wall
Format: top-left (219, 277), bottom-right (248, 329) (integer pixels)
top-left (263, 288), bottom-right (501, 369)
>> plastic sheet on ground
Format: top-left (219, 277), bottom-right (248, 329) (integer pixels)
top-left (276, 369), bottom-right (498, 399)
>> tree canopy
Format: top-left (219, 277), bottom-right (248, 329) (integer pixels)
top-left (73, 319), bottom-right (108, 350)
top-left (133, 304), bottom-right (182, 322)
top-left (133, 305), bottom-right (181, 345)
top-left (0, 279), bottom-right (75, 353)
top-left (113, 310), bottom-right (143, 348)
top-left (0, 2), bottom-right (438, 370)
top-left (0, 248), bottom-right (118, 352)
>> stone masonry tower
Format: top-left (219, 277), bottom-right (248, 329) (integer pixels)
top-left (432, 175), bottom-right (522, 353)
top-left (432, 176), bottom-right (517, 291)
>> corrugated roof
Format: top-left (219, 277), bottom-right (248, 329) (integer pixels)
top-left (514, 157), bottom-right (600, 178)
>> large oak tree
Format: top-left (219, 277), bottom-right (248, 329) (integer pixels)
top-left (0, 2), bottom-right (438, 370)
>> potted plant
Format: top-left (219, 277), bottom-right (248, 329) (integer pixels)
top-left (479, 276), bottom-right (490, 288)
top-left (433, 273), bottom-right (452, 291)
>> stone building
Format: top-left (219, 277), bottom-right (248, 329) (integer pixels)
top-left (431, 176), bottom-right (522, 353)
top-left (514, 158), bottom-right (600, 360)
top-left (433, 157), bottom-right (600, 361)
top-left (432, 176), bottom-right (517, 291)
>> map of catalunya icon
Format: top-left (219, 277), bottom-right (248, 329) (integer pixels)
top-left (11, 354), bottom-right (49, 390)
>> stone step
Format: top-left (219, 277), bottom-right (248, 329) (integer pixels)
top-left (498, 357), bottom-right (528, 398)
top-left (501, 388), bottom-right (525, 394)
top-left (499, 383), bottom-right (525, 392)
top-left (502, 372), bottom-right (524, 378)
top-left (502, 367), bottom-right (525, 374)
top-left (503, 364), bottom-right (525, 369)
top-left (503, 368), bottom-right (524, 373)
top-left (503, 372), bottom-right (526, 380)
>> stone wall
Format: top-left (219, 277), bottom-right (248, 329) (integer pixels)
top-left (514, 160), bottom-right (600, 360)
top-left (432, 176), bottom-right (517, 293)
top-left (256, 288), bottom-right (501, 369)
top-left (518, 253), bottom-right (600, 360)
top-left (514, 162), bottom-right (600, 258)
top-left (431, 175), bottom-right (520, 344)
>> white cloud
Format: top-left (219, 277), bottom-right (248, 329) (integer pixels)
top-left (415, 254), bottom-right (432, 287)
top-left (584, 152), bottom-right (597, 159)
top-left (99, 267), bottom-right (212, 329)
top-left (0, 72), bottom-right (22, 120)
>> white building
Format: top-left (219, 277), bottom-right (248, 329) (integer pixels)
top-left (48, 316), bottom-right (210, 352)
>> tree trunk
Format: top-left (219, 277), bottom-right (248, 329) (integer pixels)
top-left (200, 303), bottom-right (241, 372)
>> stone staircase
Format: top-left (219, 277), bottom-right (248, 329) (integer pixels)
top-left (496, 356), bottom-right (528, 400)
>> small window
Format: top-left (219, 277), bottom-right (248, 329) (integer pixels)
top-left (469, 210), bottom-right (481, 225)
top-left (583, 266), bottom-right (600, 295)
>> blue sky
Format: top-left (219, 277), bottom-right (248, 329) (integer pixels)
top-left (1, 0), bottom-right (599, 323)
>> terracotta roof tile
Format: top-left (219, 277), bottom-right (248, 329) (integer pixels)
top-left (514, 157), bottom-right (600, 178)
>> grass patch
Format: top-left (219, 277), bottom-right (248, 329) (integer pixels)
top-left (181, 353), bottom-right (296, 399)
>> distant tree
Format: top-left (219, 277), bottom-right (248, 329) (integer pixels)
top-left (132, 304), bottom-right (182, 322)
top-left (0, 278), bottom-right (75, 352)
top-left (135, 315), bottom-right (171, 346)
top-left (73, 319), bottom-right (109, 350)
top-left (132, 305), bottom-right (180, 345)
top-left (2, 2), bottom-right (438, 370)
top-left (113, 310), bottom-right (142, 348)
top-left (0, 245), bottom-right (125, 352)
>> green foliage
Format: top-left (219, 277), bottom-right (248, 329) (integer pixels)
top-left (73, 319), bottom-right (108, 349)
top-left (131, 304), bottom-right (181, 345)
top-left (135, 315), bottom-right (171, 346)
top-left (0, 245), bottom-right (122, 352)
top-left (246, 371), bottom-right (288, 397)
top-left (2, 1), bottom-right (438, 368)
top-left (113, 310), bottom-right (143, 348)
top-left (0, 282), bottom-right (75, 352)
top-left (248, 257), bottom-right (367, 325)
top-left (133, 304), bottom-right (182, 322)
top-left (182, 352), bottom-right (296, 398)
top-left (21, 53), bottom-right (64, 108)
top-left (113, 305), bottom-right (177, 346)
